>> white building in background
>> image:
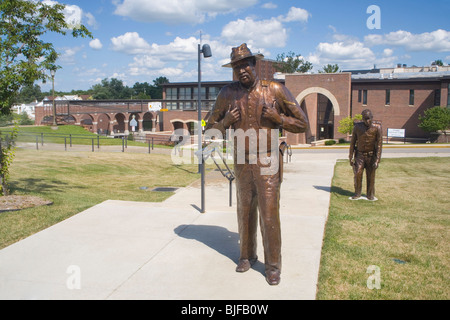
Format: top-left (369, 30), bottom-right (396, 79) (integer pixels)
top-left (12, 101), bottom-right (38, 119)
top-left (13, 95), bottom-right (85, 121)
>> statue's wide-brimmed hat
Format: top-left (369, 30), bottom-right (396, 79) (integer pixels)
top-left (222, 43), bottom-right (264, 68)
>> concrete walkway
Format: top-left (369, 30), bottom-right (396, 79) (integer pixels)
top-left (0, 149), bottom-right (448, 300)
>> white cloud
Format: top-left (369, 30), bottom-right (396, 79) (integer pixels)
top-left (158, 67), bottom-right (184, 77)
top-left (147, 36), bottom-right (199, 61)
top-left (89, 39), bottom-right (103, 50)
top-left (62, 3), bottom-right (83, 28)
top-left (84, 12), bottom-right (98, 29)
top-left (382, 48), bottom-right (394, 57)
top-left (111, 32), bottom-right (151, 54)
top-left (59, 46), bottom-right (83, 65)
top-left (262, 2), bottom-right (277, 9)
top-left (113, 0), bottom-right (257, 25)
top-left (308, 40), bottom-right (376, 70)
top-left (365, 29), bottom-right (450, 52)
top-left (279, 7), bottom-right (310, 23)
top-left (130, 55), bottom-right (163, 69)
top-left (318, 41), bottom-right (375, 61)
top-left (221, 17), bottom-right (287, 48)
top-left (308, 38), bottom-right (403, 70)
top-left (42, 1), bottom-right (96, 29)
top-left (220, 6), bottom-right (310, 51)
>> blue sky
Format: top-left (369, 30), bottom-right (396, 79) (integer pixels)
top-left (40, 0), bottom-right (450, 92)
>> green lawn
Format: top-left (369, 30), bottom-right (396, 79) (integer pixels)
top-left (1, 146), bottom-right (449, 300)
top-left (1, 125), bottom-right (172, 147)
top-left (317, 157), bottom-right (450, 300)
top-left (0, 148), bottom-right (201, 249)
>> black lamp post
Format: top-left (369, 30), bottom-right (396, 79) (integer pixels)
top-left (198, 43), bottom-right (212, 213)
top-left (50, 69), bottom-right (57, 128)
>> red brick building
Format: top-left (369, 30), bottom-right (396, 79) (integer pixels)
top-left (34, 63), bottom-right (450, 145)
top-left (351, 72), bottom-right (450, 138)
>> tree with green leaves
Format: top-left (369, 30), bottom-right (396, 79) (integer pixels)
top-left (432, 59), bottom-right (444, 67)
top-left (132, 82), bottom-right (152, 99)
top-left (319, 64), bottom-right (340, 73)
top-left (151, 76), bottom-right (169, 99)
top-left (0, 126), bottom-right (18, 195)
top-left (91, 78), bottom-right (133, 100)
top-left (338, 114), bottom-right (363, 135)
top-left (274, 51), bottom-right (313, 73)
top-left (17, 84), bottom-right (43, 104)
top-left (0, 0), bottom-right (92, 115)
top-left (418, 106), bottom-right (450, 139)
top-left (0, 0), bottom-right (91, 196)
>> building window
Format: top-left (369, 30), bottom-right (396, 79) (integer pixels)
top-left (208, 87), bottom-right (220, 100)
top-left (193, 87), bottom-right (206, 99)
top-left (358, 90), bottom-right (362, 103)
top-left (167, 102), bottom-right (176, 110)
top-left (385, 89), bottom-right (390, 106)
top-left (434, 89), bottom-right (441, 106)
top-left (409, 89), bottom-right (414, 106)
top-left (166, 88), bottom-right (177, 100)
top-left (363, 90), bottom-right (368, 105)
top-left (447, 84), bottom-right (450, 107)
top-left (166, 88), bottom-right (177, 110)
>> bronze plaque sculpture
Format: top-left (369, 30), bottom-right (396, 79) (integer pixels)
top-left (349, 109), bottom-right (382, 201)
top-left (206, 43), bottom-right (308, 285)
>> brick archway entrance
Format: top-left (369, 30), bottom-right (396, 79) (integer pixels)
top-left (285, 73), bottom-right (351, 142)
top-left (296, 88), bottom-right (339, 142)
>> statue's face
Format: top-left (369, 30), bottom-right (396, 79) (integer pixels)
top-left (232, 59), bottom-right (256, 88)
top-left (363, 114), bottom-right (373, 128)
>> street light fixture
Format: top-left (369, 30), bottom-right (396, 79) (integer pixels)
top-left (50, 69), bottom-right (57, 128)
top-left (198, 43), bottom-right (212, 213)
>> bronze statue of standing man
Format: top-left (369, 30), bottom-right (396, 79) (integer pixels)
top-left (206, 43), bottom-right (308, 285)
top-left (349, 109), bottom-right (382, 201)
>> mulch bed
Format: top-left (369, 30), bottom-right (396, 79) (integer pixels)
top-left (0, 195), bottom-right (53, 212)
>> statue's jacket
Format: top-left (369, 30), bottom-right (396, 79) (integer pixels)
top-left (206, 78), bottom-right (308, 159)
top-left (350, 121), bottom-right (383, 164)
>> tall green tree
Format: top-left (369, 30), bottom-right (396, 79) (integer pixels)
top-left (17, 84), bottom-right (43, 104)
top-left (91, 78), bottom-right (133, 100)
top-left (0, 0), bottom-right (91, 196)
top-left (274, 51), bottom-right (313, 73)
top-left (418, 106), bottom-right (450, 139)
top-left (0, 0), bottom-right (92, 115)
top-left (150, 76), bottom-right (169, 99)
top-left (132, 82), bottom-right (152, 99)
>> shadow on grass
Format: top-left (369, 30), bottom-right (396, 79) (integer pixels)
top-left (313, 185), bottom-right (354, 197)
top-left (171, 164), bottom-right (199, 175)
top-left (330, 186), bottom-right (354, 197)
top-left (10, 178), bottom-right (85, 194)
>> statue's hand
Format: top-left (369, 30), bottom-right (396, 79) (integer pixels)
top-left (349, 158), bottom-right (355, 167)
top-left (262, 104), bottom-right (282, 125)
top-left (223, 105), bottom-right (240, 128)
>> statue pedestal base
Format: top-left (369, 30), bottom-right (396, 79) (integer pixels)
top-left (348, 196), bottom-right (378, 201)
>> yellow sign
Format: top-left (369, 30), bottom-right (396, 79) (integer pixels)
top-left (201, 120), bottom-right (206, 127)
top-left (160, 108), bottom-right (169, 112)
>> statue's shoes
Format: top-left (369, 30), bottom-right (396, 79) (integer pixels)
top-left (265, 270), bottom-right (281, 285)
top-left (235, 257), bottom-right (258, 273)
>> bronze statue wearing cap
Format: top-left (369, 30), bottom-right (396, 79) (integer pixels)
top-left (206, 43), bottom-right (309, 285)
top-left (349, 109), bottom-right (382, 200)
